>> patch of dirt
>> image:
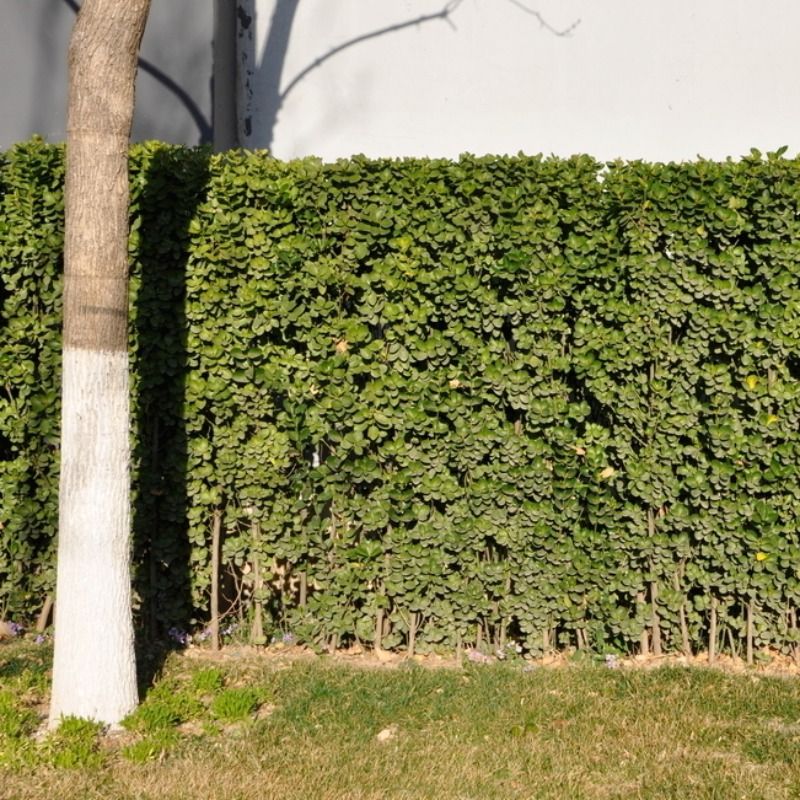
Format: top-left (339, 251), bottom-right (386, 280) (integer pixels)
top-left (0, 620), bottom-right (17, 639)
top-left (174, 642), bottom-right (800, 678)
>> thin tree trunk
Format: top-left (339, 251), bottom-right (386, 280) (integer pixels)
top-left (299, 570), bottom-right (307, 607)
top-left (249, 518), bottom-right (265, 646)
top-left (673, 566), bottom-right (691, 657)
top-left (49, 0), bottom-right (152, 728)
top-left (637, 591), bottom-right (649, 657)
top-left (650, 579), bottom-right (662, 657)
top-left (210, 510), bottom-right (222, 651)
top-left (708, 596), bottom-right (717, 664)
top-left (790, 608), bottom-right (800, 666)
top-left (36, 594), bottom-right (54, 633)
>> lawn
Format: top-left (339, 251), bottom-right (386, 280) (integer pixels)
top-left (2, 641), bottom-right (800, 799)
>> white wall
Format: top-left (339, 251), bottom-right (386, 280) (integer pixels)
top-left (243, 0), bottom-right (800, 162)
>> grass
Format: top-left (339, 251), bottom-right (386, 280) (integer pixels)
top-left (2, 641), bottom-right (800, 799)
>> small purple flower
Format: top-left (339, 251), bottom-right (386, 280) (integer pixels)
top-left (281, 632), bottom-right (296, 646)
top-left (221, 623), bottom-right (239, 637)
top-left (496, 642), bottom-right (522, 660)
top-left (8, 622), bottom-right (24, 637)
top-left (34, 634), bottom-right (47, 645)
top-left (466, 649), bottom-right (493, 664)
top-left (604, 654), bottom-right (619, 669)
top-left (196, 628), bottom-right (212, 641)
top-left (167, 627), bottom-right (189, 646)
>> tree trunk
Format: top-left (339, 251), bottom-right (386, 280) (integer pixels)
top-left (49, 0), bottom-right (151, 728)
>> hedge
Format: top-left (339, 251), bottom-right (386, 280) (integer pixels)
top-left (2, 139), bottom-right (800, 660)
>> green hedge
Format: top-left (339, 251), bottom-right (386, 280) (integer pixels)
top-left (2, 139), bottom-right (800, 659)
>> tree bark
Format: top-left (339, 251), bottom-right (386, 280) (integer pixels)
top-left (49, 0), bottom-right (151, 728)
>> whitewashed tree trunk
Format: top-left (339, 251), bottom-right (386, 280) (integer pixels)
top-left (50, 350), bottom-right (137, 725)
top-left (49, 0), bottom-right (152, 728)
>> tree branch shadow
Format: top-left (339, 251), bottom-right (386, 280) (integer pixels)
top-left (279, 0), bottom-right (464, 102)
top-left (505, 0), bottom-right (581, 37)
top-left (249, 0), bottom-right (464, 151)
top-left (59, 0), bottom-right (212, 144)
top-left (252, 0), bottom-right (579, 152)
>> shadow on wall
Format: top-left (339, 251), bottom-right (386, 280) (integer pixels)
top-left (239, 0), bottom-right (299, 145)
top-left (29, 2), bottom-right (72, 142)
top-left (54, 0), bottom-right (212, 145)
top-left (246, 0), bottom-right (579, 153)
top-left (247, 0), bottom-right (465, 152)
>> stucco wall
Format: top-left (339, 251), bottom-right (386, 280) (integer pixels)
top-left (0, 0), bottom-right (213, 148)
top-left (5, 2), bottom-right (798, 160)
top-left (243, 0), bottom-right (800, 162)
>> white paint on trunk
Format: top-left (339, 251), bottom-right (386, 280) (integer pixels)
top-left (49, 347), bottom-right (138, 728)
